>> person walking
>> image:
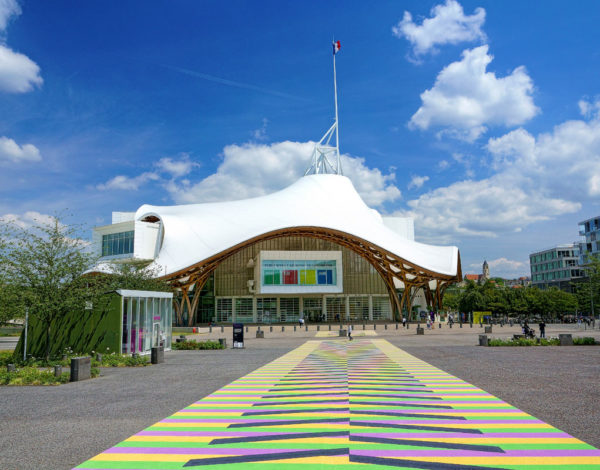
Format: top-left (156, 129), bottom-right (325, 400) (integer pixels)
top-left (402, 315), bottom-right (407, 328)
top-left (539, 320), bottom-right (546, 339)
top-left (348, 324), bottom-right (353, 341)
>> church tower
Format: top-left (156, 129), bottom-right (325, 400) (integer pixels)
top-left (482, 260), bottom-right (490, 282)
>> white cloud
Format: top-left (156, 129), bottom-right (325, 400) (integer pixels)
top-left (97, 172), bottom-right (159, 191)
top-left (487, 114), bottom-right (600, 199)
top-left (408, 175), bottom-right (429, 189)
top-left (0, 0), bottom-right (20, 31)
top-left (393, 0), bottom-right (486, 58)
top-left (397, 176), bottom-right (579, 242)
top-left (409, 45), bottom-right (539, 141)
top-left (395, 99), bottom-right (600, 242)
top-left (0, 45), bottom-right (43, 93)
top-left (437, 159), bottom-right (450, 170)
top-left (0, 1), bottom-right (43, 94)
top-left (165, 141), bottom-right (401, 207)
top-left (578, 97), bottom-right (600, 119)
top-left (0, 136), bottom-right (41, 162)
top-left (1, 210), bottom-right (55, 229)
top-left (156, 154), bottom-right (197, 178)
top-left (252, 118), bottom-right (269, 141)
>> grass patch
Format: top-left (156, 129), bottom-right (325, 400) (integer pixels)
top-left (0, 366), bottom-right (99, 386)
top-left (172, 340), bottom-right (224, 350)
top-left (1, 350), bottom-right (149, 368)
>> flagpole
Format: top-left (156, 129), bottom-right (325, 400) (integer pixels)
top-left (333, 39), bottom-right (341, 174)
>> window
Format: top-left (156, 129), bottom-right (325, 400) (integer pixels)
top-left (235, 298), bottom-right (253, 322)
top-left (102, 231), bottom-right (134, 257)
top-left (216, 298), bottom-right (232, 322)
top-left (280, 298), bottom-right (299, 322)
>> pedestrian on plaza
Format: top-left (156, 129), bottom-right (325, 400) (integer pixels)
top-left (402, 315), bottom-right (407, 328)
top-left (539, 320), bottom-right (546, 339)
top-left (348, 324), bottom-right (353, 341)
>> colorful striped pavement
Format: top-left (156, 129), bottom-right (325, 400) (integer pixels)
top-left (75, 339), bottom-right (600, 469)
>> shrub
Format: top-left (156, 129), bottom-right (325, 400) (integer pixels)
top-left (488, 337), bottom-right (560, 347)
top-left (0, 350), bottom-right (14, 367)
top-left (573, 337), bottom-right (597, 345)
top-left (93, 353), bottom-right (150, 367)
top-left (172, 340), bottom-right (224, 350)
top-left (0, 367), bottom-right (70, 386)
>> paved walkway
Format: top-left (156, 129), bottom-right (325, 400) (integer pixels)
top-left (74, 339), bottom-right (600, 469)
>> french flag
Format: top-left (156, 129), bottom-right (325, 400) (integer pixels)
top-left (332, 40), bottom-right (341, 55)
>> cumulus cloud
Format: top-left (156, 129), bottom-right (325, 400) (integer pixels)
top-left (0, 136), bottom-right (41, 162)
top-left (578, 97), bottom-right (600, 119)
top-left (408, 175), bottom-right (429, 189)
top-left (409, 45), bottom-right (539, 141)
top-left (0, 0), bottom-right (43, 93)
top-left (156, 153), bottom-right (197, 178)
top-left (487, 114), bottom-right (600, 199)
top-left (252, 118), bottom-right (269, 141)
top-left (165, 140), bottom-right (401, 207)
top-left (0, 210), bottom-right (55, 229)
top-left (0, 0), bottom-right (20, 30)
top-left (395, 99), bottom-right (600, 242)
top-left (97, 172), bottom-right (159, 191)
top-left (393, 0), bottom-right (486, 59)
top-left (397, 176), bottom-right (579, 242)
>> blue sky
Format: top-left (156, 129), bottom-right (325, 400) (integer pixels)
top-left (1, 0), bottom-right (599, 278)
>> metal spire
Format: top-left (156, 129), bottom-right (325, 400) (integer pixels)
top-left (304, 39), bottom-right (343, 176)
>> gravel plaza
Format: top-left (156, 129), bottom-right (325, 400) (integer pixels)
top-left (1, 323), bottom-right (599, 469)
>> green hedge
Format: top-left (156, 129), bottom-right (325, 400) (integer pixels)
top-left (488, 337), bottom-right (597, 346)
top-left (0, 366), bottom-right (99, 386)
top-left (172, 340), bottom-right (224, 350)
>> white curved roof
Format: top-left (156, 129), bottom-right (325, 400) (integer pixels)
top-left (135, 174), bottom-right (459, 278)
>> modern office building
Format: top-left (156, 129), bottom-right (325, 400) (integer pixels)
top-left (579, 215), bottom-right (600, 265)
top-left (529, 243), bottom-right (583, 291)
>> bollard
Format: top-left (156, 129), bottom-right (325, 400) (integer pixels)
top-left (256, 330), bottom-right (264, 338)
top-left (305, 325), bottom-right (308, 331)
top-left (209, 326), bottom-right (212, 333)
top-left (95, 353), bottom-right (103, 363)
top-left (70, 357), bottom-right (91, 382)
top-left (54, 365), bottom-right (62, 377)
top-left (151, 346), bottom-right (164, 364)
top-left (270, 326), bottom-right (273, 332)
top-left (384, 324), bottom-right (388, 330)
top-left (329, 324), bottom-right (332, 331)
top-left (559, 334), bottom-right (573, 346)
top-left (478, 335), bottom-right (489, 346)
top-left (282, 326), bottom-right (285, 332)
top-left (449, 323), bottom-right (452, 328)
top-left (470, 322), bottom-right (473, 328)
top-left (294, 325), bottom-right (297, 332)
top-left (439, 323), bottom-right (442, 329)
top-left (7, 364), bottom-right (15, 372)
top-left (406, 322), bottom-right (409, 329)
top-left (373, 324), bottom-right (377, 330)
top-left (221, 326), bottom-right (224, 333)
top-left (317, 325), bottom-right (320, 331)
top-left (362, 324), bottom-right (365, 330)
top-left (460, 322), bottom-right (463, 328)
top-left (396, 323), bottom-right (399, 330)
top-left (246, 326), bottom-right (249, 333)
top-left (416, 326), bottom-right (424, 335)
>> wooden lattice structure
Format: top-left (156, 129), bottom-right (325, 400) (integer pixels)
top-left (162, 227), bottom-right (462, 325)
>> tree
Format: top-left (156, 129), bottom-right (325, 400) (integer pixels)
top-left (0, 215), bottom-right (98, 360)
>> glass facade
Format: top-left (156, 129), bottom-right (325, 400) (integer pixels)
top-left (102, 231), bottom-right (134, 257)
top-left (120, 293), bottom-right (172, 355)
top-left (529, 244), bottom-right (583, 291)
top-left (177, 236), bottom-right (393, 324)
